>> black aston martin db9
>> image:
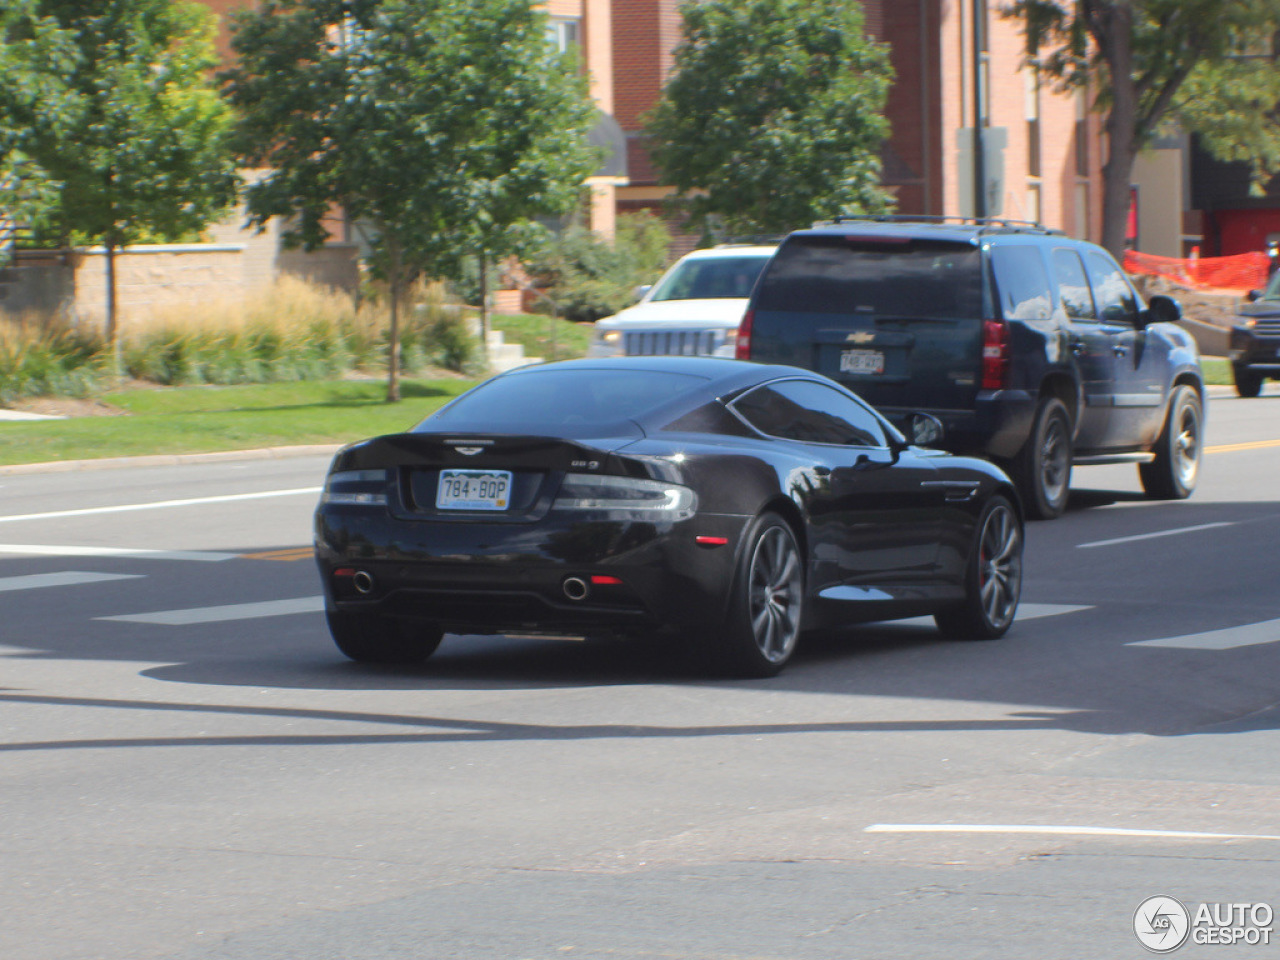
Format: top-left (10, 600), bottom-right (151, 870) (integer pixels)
top-left (315, 357), bottom-right (1023, 677)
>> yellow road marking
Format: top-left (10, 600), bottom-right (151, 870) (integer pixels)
top-left (239, 547), bottom-right (314, 562)
top-left (1206, 439), bottom-right (1280, 454)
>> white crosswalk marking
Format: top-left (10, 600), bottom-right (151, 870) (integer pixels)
top-left (98, 596), bottom-right (324, 626)
top-left (0, 544), bottom-right (237, 562)
top-left (0, 571), bottom-right (144, 593)
top-left (1128, 619), bottom-right (1280, 651)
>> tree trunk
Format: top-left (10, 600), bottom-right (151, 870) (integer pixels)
top-left (386, 238), bottom-right (402, 404)
top-left (105, 239), bottom-right (121, 378)
top-left (478, 254), bottom-right (490, 361)
top-left (1095, 3), bottom-right (1138, 258)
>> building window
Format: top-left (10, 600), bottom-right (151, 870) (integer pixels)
top-left (1075, 89), bottom-right (1089, 178)
top-left (1026, 182), bottom-right (1041, 226)
top-left (1025, 68), bottom-right (1041, 178)
top-left (547, 17), bottom-right (580, 54)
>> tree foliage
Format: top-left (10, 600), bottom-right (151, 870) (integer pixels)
top-left (225, 0), bottom-right (600, 400)
top-left (1008, 0), bottom-right (1280, 256)
top-left (1, 0), bottom-right (238, 341)
top-left (645, 0), bottom-right (893, 238)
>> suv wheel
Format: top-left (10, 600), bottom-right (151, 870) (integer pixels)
top-left (1233, 364), bottom-right (1264, 398)
top-left (1139, 384), bottom-right (1202, 500)
top-left (1011, 397), bottom-right (1072, 520)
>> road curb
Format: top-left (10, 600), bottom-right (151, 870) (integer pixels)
top-left (0, 443), bottom-right (343, 476)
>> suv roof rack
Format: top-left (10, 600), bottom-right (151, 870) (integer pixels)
top-left (818, 214), bottom-right (1064, 237)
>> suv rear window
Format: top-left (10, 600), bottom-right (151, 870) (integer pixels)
top-left (754, 235), bottom-right (983, 318)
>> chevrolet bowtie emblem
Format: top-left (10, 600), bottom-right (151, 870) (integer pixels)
top-left (846, 331), bottom-right (875, 343)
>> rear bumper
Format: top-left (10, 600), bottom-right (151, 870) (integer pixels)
top-left (315, 507), bottom-right (745, 637)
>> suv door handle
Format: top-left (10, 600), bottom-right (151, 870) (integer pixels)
top-left (1112, 343), bottom-right (1128, 357)
top-left (1070, 339), bottom-right (1087, 356)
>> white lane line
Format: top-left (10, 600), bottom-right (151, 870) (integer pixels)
top-left (0, 571), bottom-right (144, 593)
top-left (0, 544), bottom-right (238, 562)
top-left (99, 596), bottom-right (324, 625)
top-left (1128, 619), bottom-right (1280, 651)
top-left (0, 487), bottom-right (322, 524)
top-left (1078, 522), bottom-right (1234, 549)
top-left (865, 824), bottom-right (1280, 841)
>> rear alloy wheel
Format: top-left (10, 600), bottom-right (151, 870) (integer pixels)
top-left (1233, 364), bottom-right (1263, 398)
top-left (1011, 397), bottom-right (1072, 520)
top-left (1139, 384), bottom-right (1202, 500)
top-left (935, 495), bottom-right (1023, 640)
top-left (715, 513), bottom-right (804, 678)
top-left (327, 610), bottom-right (444, 664)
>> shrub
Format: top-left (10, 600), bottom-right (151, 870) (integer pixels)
top-left (526, 211), bottom-right (674, 323)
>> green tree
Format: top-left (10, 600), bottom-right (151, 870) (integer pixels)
top-left (645, 0), bottom-right (893, 239)
top-left (1008, 0), bottom-right (1280, 256)
top-left (3, 0), bottom-right (238, 344)
top-left (0, 1), bottom-right (74, 254)
top-left (226, 0), bottom-right (598, 402)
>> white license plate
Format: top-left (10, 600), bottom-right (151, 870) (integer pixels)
top-left (436, 469), bottom-right (512, 511)
top-left (840, 348), bottom-right (885, 375)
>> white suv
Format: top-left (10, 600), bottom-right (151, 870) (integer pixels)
top-left (587, 244), bottom-right (776, 358)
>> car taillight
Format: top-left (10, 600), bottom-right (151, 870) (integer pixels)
top-left (982, 319), bottom-right (1011, 390)
top-left (735, 309), bottom-right (754, 359)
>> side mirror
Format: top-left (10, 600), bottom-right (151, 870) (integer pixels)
top-left (633, 284), bottom-right (652, 302)
top-left (909, 413), bottom-right (945, 447)
top-left (1246, 289), bottom-right (1262, 303)
top-left (1144, 294), bottom-right (1182, 326)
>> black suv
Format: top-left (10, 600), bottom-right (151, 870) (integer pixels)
top-left (1230, 269), bottom-right (1280, 397)
top-left (736, 217), bottom-right (1204, 519)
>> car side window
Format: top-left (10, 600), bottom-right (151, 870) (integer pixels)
top-left (1051, 248), bottom-right (1096, 320)
top-left (731, 380), bottom-right (887, 447)
top-left (991, 245), bottom-right (1053, 320)
top-left (1084, 250), bottom-right (1140, 325)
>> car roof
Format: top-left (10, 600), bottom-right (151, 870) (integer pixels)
top-left (677, 244), bottom-right (778, 260)
top-left (496, 355), bottom-right (815, 395)
top-left (794, 218), bottom-right (1065, 246)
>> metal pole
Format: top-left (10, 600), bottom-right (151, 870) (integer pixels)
top-left (972, 0), bottom-right (987, 219)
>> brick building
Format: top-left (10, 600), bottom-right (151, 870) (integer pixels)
top-left (611, 0), bottom-right (1104, 241)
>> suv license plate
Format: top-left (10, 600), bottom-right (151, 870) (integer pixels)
top-left (840, 348), bottom-right (885, 375)
top-left (436, 469), bottom-right (512, 511)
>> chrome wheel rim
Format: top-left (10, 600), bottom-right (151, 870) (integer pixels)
top-left (977, 504), bottom-right (1022, 631)
top-left (1039, 416), bottom-right (1070, 506)
top-left (747, 526), bottom-right (802, 664)
top-left (1173, 398), bottom-right (1201, 489)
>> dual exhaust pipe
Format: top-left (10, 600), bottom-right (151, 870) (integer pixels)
top-left (342, 569), bottom-right (598, 602)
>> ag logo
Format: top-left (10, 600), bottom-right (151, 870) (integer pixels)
top-left (1134, 896), bottom-right (1191, 953)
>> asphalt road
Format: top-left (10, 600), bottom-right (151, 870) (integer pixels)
top-left (3, 387), bottom-right (1280, 960)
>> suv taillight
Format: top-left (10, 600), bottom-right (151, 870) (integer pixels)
top-left (735, 309), bottom-right (753, 359)
top-left (982, 319), bottom-right (1011, 390)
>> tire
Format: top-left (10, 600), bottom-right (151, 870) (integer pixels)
top-left (1233, 364), bottom-right (1263, 398)
top-left (934, 495), bottom-right (1023, 640)
top-left (327, 609), bottom-right (443, 664)
top-left (1139, 384), bottom-right (1202, 500)
top-left (713, 512), bottom-right (804, 678)
top-left (1010, 397), bottom-right (1072, 520)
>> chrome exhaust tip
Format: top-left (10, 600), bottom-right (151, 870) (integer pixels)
top-left (562, 577), bottom-right (589, 601)
top-left (352, 571), bottom-right (376, 595)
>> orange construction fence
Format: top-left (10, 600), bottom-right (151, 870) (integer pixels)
top-left (1123, 249), bottom-right (1271, 295)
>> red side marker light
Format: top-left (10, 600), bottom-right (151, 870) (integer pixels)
top-left (590, 575), bottom-right (623, 585)
top-left (333, 568), bottom-right (356, 578)
top-left (695, 536), bottom-right (729, 548)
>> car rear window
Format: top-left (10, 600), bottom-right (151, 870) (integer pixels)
top-left (421, 369), bottom-right (709, 432)
top-left (650, 255), bottom-right (771, 301)
top-left (753, 235), bottom-right (983, 318)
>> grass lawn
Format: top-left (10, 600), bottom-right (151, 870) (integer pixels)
top-left (0, 378), bottom-right (476, 467)
top-left (1200, 357), bottom-right (1230, 386)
